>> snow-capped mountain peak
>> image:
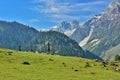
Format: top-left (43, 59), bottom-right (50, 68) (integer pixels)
top-left (50, 20), bottom-right (80, 36)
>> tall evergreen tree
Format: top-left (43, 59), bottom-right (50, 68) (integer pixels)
top-left (47, 42), bottom-right (50, 53)
top-left (18, 45), bottom-right (22, 51)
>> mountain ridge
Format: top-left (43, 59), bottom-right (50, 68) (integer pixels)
top-left (50, 20), bottom-right (80, 37)
top-left (0, 20), bottom-right (100, 60)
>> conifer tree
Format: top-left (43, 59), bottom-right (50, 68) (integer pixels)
top-left (47, 42), bottom-right (50, 53)
top-left (18, 45), bottom-right (22, 51)
top-left (115, 55), bottom-right (120, 61)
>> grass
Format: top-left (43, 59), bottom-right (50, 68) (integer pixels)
top-left (0, 48), bottom-right (120, 80)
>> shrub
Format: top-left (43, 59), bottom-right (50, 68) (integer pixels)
top-left (115, 55), bottom-right (120, 61)
top-left (85, 62), bottom-right (91, 68)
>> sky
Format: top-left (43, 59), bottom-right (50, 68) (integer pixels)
top-left (0, 0), bottom-right (113, 29)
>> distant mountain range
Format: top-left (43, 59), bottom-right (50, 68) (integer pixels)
top-left (0, 20), bottom-right (100, 59)
top-left (51, 0), bottom-right (120, 60)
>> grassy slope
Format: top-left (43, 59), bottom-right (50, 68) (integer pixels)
top-left (0, 48), bottom-right (120, 80)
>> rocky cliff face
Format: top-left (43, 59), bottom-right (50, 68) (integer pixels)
top-left (71, 14), bottom-right (101, 43)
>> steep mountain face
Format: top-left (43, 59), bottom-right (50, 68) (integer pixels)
top-left (51, 20), bottom-right (80, 36)
top-left (70, 14), bottom-right (101, 43)
top-left (82, 0), bottom-right (120, 60)
top-left (0, 20), bottom-right (100, 59)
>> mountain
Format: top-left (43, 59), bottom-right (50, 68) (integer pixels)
top-left (50, 0), bottom-right (120, 60)
top-left (51, 20), bottom-right (80, 36)
top-left (0, 20), bottom-right (100, 59)
top-left (70, 14), bottom-right (101, 44)
top-left (0, 21), bottom-right (38, 50)
top-left (78, 0), bottom-right (120, 60)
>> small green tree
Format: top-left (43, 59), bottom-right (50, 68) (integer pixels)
top-left (30, 48), bottom-right (33, 52)
top-left (18, 45), bottom-right (22, 51)
top-left (115, 55), bottom-right (120, 61)
top-left (47, 42), bottom-right (50, 53)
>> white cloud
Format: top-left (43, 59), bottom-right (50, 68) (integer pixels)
top-left (32, 0), bottom-right (110, 23)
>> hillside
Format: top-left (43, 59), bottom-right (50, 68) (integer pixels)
top-left (0, 21), bottom-right (38, 50)
top-left (0, 20), bottom-right (100, 59)
top-left (0, 48), bottom-right (120, 80)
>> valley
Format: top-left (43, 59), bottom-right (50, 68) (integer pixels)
top-left (0, 0), bottom-right (120, 80)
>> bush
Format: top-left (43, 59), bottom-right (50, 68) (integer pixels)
top-left (115, 55), bottom-right (120, 61)
top-left (85, 62), bottom-right (91, 68)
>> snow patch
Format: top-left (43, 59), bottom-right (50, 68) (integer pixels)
top-left (90, 39), bottom-right (99, 43)
top-left (79, 26), bottom-right (94, 46)
top-left (96, 16), bottom-right (101, 19)
top-left (53, 26), bottom-right (58, 29)
top-left (79, 23), bottom-right (84, 27)
top-left (64, 29), bottom-right (76, 36)
top-left (90, 39), bottom-right (100, 47)
top-left (108, 4), bottom-right (113, 9)
top-left (37, 28), bottom-right (50, 32)
top-left (51, 26), bottom-right (59, 30)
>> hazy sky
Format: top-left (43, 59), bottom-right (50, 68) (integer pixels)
top-left (0, 0), bottom-right (112, 29)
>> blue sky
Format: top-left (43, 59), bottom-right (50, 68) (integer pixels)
top-left (0, 0), bottom-right (112, 29)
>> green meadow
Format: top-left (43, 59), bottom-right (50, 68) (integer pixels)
top-left (0, 48), bottom-right (120, 80)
